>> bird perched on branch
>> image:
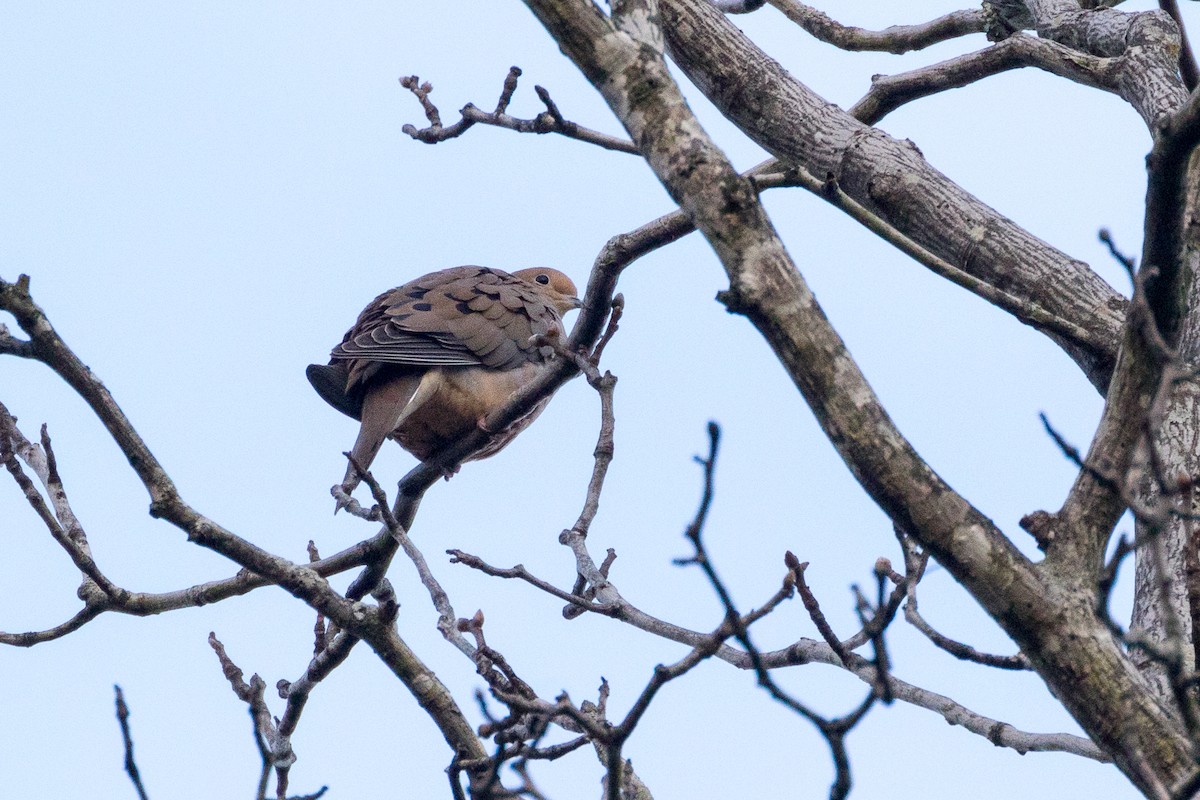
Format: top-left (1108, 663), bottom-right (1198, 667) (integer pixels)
top-left (307, 265), bottom-right (581, 496)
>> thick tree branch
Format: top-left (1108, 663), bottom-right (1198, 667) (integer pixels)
top-left (1019, 2), bottom-right (1187, 126)
top-left (656, 5), bottom-right (1126, 392)
top-left (619, 1), bottom-right (1188, 792)
top-left (758, 166), bottom-right (1111, 354)
top-left (851, 33), bottom-right (1118, 124)
top-left (520, 0), bottom-right (1131, 780)
top-left (1159, 0), bottom-right (1199, 91)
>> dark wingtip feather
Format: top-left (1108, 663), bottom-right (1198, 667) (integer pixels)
top-left (306, 363), bottom-right (363, 420)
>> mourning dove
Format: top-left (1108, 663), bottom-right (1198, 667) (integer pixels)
top-left (307, 265), bottom-right (581, 494)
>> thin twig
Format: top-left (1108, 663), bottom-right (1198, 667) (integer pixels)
top-left (209, 633), bottom-right (331, 800)
top-left (673, 422), bottom-right (878, 800)
top-left (448, 551), bottom-right (619, 616)
top-left (790, 554), bottom-right (853, 666)
top-left (114, 686), bottom-right (151, 800)
top-left (400, 68), bottom-right (638, 154)
top-left (1099, 227), bottom-right (1138, 279)
top-left (899, 532), bottom-right (1030, 670)
top-left (0, 404), bottom-right (123, 599)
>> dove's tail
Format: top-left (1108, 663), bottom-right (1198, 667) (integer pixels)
top-left (340, 373), bottom-right (425, 491)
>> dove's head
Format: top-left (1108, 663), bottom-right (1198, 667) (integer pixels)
top-left (515, 268), bottom-right (583, 315)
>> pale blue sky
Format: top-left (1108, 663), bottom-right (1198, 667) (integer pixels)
top-left (0, 3), bottom-right (1173, 798)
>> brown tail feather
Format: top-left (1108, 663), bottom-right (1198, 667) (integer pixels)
top-left (341, 374), bottom-right (423, 490)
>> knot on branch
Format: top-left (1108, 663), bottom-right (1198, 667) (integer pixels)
top-left (983, 0), bottom-right (1034, 42)
top-left (1019, 510), bottom-right (1056, 551)
top-left (716, 287), bottom-right (749, 315)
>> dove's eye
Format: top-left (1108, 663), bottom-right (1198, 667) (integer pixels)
top-left (535, 274), bottom-right (550, 285)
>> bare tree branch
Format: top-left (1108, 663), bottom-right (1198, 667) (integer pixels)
top-left (401, 67), bottom-right (638, 154)
top-left (656, 3), bottom-right (1126, 391)
top-left (1159, 0), bottom-right (1199, 90)
top-left (1020, 2), bottom-right (1187, 126)
top-left (851, 33), bottom-right (1118, 124)
top-left (114, 686), bottom-right (151, 800)
top-left (672, 422), bottom-right (879, 800)
top-left (394, 48), bottom-right (1123, 390)
top-left (767, 1), bottom-right (985, 54)
top-left (0, 403), bottom-right (121, 600)
top-left (9, 2), bottom-right (1198, 794)
top-left (755, 167), bottom-right (1110, 354)
top-left (792, 555), bottom-right (853, 667)
top-left (646, 2), bottom-right (1185, 791)
top-left (904, 584), bottom-right (1032, 670)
